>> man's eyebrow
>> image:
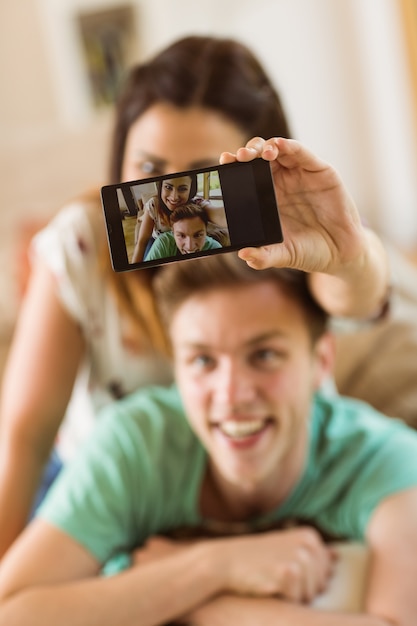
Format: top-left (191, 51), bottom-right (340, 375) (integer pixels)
top-left (181, 331), bottom-right (288, 350)
top-left (244, 331), bottom-right (288, 347)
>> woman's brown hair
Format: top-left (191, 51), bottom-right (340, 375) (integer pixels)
top-left (109, 35), bottom-right (291, 184)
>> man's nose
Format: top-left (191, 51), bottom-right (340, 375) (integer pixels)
top-left (214, 360), bottom-right (256, 408)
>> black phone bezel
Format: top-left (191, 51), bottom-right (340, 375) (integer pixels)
top-left (101, 159), bottom-right (283, 272)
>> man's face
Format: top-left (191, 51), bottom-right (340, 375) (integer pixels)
top-left (172, 217), bottom-right (207, 254)
top-left (170, 281), bottom-right (333, 492)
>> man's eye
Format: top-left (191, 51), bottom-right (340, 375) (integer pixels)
top-left (191, 354), bottom-right (215, 369)
top-left (251, 349), bottom-right (284, 367)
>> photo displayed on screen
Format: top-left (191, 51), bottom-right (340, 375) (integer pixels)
top-left (117, 170), bottom-right (230, 264)
top-left (101, 159), bottom-right (282, 272)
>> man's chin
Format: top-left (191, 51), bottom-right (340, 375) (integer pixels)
top-left (214, 460), bottom-right (265, 493)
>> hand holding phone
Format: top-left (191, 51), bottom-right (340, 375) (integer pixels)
top-left (220, 137), bottom-right (366, 275)
top-left (101, 159), bottom-right (283, 272)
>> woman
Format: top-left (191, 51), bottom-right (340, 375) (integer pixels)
top-left (0, 35), bottom-right (389, 559)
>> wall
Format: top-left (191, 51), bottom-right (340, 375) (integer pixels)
top-left (141, 0), bottom-right (417, 242)
top-left (1, 0), bottom-right (416, 337)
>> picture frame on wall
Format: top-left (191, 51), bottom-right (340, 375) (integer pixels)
top-left (38, 0), bottom-right (140, 127)
top-left (76, 5), bottom-right (136, 110)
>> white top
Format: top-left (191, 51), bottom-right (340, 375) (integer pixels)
top-left (32, 201), bottom-right (173, 462)
top-left (143, 196), bottom-right (171, 239)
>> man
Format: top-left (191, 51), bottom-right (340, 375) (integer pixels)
top-left (145, 202), bottom-right (222, 261)
top-left (0, 252), bottom-right (416, 626)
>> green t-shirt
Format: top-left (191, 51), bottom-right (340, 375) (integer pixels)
top-left (145, 231), bottom-right (221, 261)
top-left (39, 384), bottom-right (417, 570)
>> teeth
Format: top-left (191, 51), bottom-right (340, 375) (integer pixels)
top-left (219, 419), bottom-right (265, 439)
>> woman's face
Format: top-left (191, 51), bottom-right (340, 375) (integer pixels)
top-left (121, 102), bottom-right (247, 182)
top-left (160, 177), bottom-right (193, 212)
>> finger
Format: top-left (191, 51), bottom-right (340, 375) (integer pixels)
top-left (273, 137), bottom-right (330, 172)
top-left (220, 137), bottom-right (278, 165)
top-left (295, 547), bottom-right (316, 603)
top-left (318, 545), bottom-right (338, 593)
top-left (261, 140), bottom-right (280, 161)
top-left (238, 244), bottom-right (290, 270)
top-left (282, 561), bottom-right (303, 603)
top-left (295, 528), bottom-right (331, 595)
top-left (243, 136), bottom-right (266, 155)
top-left (219, 151), bottom-right (238, 164)
top-left (234, 146), bottom-right (260, 162)
top-left (236, 137), bottom-right (280, 163)
top-left (307, 543), bottom-right (336, 595)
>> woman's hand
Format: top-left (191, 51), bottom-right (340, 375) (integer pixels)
top-left (221, 136), bottom-right (364, 273)
top-left (220, 137), bottom-right (390, 318)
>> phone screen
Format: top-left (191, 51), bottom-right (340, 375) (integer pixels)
top-left (101, 159), bottom-right (283, 271)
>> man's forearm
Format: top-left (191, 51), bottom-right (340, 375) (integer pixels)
top-left (0, 543), bottom-right (221, 626)
top-left (186, 595), bottom-right (392, 626)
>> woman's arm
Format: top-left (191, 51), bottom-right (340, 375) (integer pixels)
top-left (307, 226), bottom-right (389, 319)
top-left (201, 201), bottom-right (228, 228)
top-left (0, 261), bottom-right (84, 558)
top-left (220, 137), bottom-right (390, 319)
top-left (132, 212), bottom-right (155, 263)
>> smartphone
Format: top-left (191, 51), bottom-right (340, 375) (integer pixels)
top-left (101, 158), bottom-right (283, 271)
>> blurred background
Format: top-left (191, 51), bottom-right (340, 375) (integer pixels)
top-left (1, 0), bottom-right (417, 365)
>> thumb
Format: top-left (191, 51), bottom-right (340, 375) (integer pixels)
top-left (238, 244), bottom-right (290, 270)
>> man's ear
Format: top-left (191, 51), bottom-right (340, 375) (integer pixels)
top-left (313, 331), bottom-right (337, 389)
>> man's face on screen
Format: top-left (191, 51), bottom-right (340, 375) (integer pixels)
top-left (173, 217), bottom-right (207, 254)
